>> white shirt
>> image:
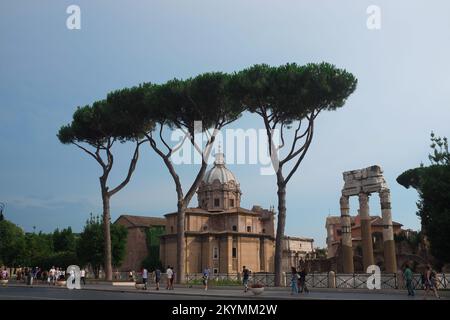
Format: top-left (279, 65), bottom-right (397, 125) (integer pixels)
top-left (142, 269), bottom-right (148, 279)
top-left (166, 268), bottom-right (173, 279)
top-left (80, 270), bottom-right (85, 277)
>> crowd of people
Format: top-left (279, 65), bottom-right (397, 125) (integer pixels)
top-left (1, 263), bottom-right (444, 299)
top-left (0, 266), bottom-right (87, 286)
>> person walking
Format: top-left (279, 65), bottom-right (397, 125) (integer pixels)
top-left (423, 265), bottom-right (440, 299)
top-left (202, 267), bottom-right (210, 291)
top-left (403, 264), bottom-right (415, 297)
top-left (154, 268), bottom-right (161, 290)
top-left (170, 267), bottom-right (175, 290)
top-left (80, 268), bottom-right (86, 285)
top-left (242, 266), bottom-right (250, 293)
top-left (298, 268), bottom-right (309, 294)
top-left (0, 267), bottom-right (8, 281)
top-left (49, 266), bottom-right (55, 285)
top-left (142, 268), bottom-right (148, 290)
top-left (290, 267), bottom-right (299, 295)
top-left (166, 266), bottom-right (173, 290)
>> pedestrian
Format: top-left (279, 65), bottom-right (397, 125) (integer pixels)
top-left (403, 263), bottom-right (414, 297)
top-left (202, 266), bottom-right (210, 291)
top-left (80, 268), bottom-right (86, 285)
top-left (166, 266), bottom-right (173, 290)
top-left (242, 266), bottom-right (250, 293)
top-left (170, 267), bottom-right (175, 290)
top-left (154, 268), bottom-right (161, 290)
top-left (0, 267), bottom-right (8, 280)
top-left (128, 270), bottom-right (134, 281)
top-left (50, 266), bottom-right (56, 285)
top-left (142, 267), bottom-right (148, 290)
top-left (298, 268), bottom-right (309, 294)
top-left (423, 265), bottom-right (440, 299)
top-left (290, 267), bottom-right (299, 295)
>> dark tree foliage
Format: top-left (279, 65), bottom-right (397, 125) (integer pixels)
top-left (76, 215), bottom-right (128, 278)
top-left (229, 62), bottom-right (357, 285)
top-left (0, 220), bottom-right (26, 266)
top-left (141, 226), bottom-right (165, 271)
top-left (52, 227), bottom-right (76, 253)
top-left (397, 132), bottom-right (450, 264)
top-left (58, 99), bottom-right (147, 280)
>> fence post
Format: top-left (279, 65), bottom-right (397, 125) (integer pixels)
top-left (328, 271), bottom-right (336, 288)
top-left (394, 272), bottom-right (398, 289)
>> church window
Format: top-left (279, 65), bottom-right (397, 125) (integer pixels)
top-left (247, 226), bottom-right (251, 232)
top-left (232, 225), bottom-right (237, 231)
top-left (213, 247), bottom-right (219, 259)
top-left (214, 198), bottom-right (220, 207)
top-left (170, 226), bottom-right (174, 233)
top-left (262, 228), bottom-right (266, 234)
top-left (229, 199), bottom-right (234, 207)
top-left (213, 268), bottom-right (218, 274)
top-left (232, 247), bottom-right (237, 258)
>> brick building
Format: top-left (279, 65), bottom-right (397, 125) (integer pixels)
top-left (325, 215), bottom-right (403, 259)
top-left (114, 215), bottom-right (165, 272)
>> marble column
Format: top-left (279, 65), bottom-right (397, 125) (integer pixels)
top-left (380, 189), bottom-right (397, 273)
top-left (359, 192), bottom-right (374, 270)
top-left (340, 195), bottom-right (354, 273)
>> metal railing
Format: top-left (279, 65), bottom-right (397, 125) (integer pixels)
top-left (185, 272), bottom-right (449, 290)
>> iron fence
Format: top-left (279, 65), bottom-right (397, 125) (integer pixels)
top-left (186, 272), bottom-right (449, 290)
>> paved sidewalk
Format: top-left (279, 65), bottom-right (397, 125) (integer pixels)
top-left (6, 282), bottom-right (448, 300)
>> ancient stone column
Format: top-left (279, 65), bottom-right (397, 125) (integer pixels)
top-left (380, 189), bottom-right (397, 273)
top-left (340, 195), bottom-right (354, 273)
top-left (359, 192), bottom-right (375, 270)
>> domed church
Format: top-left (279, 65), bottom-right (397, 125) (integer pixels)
top-left (160, 152), bottom-right (275, 274)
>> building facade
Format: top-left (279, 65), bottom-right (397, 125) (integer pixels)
top-left (325, 214), bottom-right (403, 259)
top-left (114, 215), bottom-right (166, 272)
top-left (282, 236), bottom-right (315, 271)
top-left (160, 152), bottom-right (276, 274)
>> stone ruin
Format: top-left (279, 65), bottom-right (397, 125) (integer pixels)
top-left (339, 165), bottom-right (397, 273)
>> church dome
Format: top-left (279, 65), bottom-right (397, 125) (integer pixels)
top-left (202, 153), bottom-right (239, 185)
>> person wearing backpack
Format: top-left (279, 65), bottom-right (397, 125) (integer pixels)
top-left (423, 265), bottom-right (440, 299)
top-left (298, 268), bottom-right (309, 294)
top-left (202, 267), bottom-right (210, 291)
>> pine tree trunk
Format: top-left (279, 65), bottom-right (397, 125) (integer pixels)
top-left (176, 200), bottom-right (186, 284)
top-left (274, 176), bottom-right (286, 287)
top-left (101, 187), bottom-right (113, 281)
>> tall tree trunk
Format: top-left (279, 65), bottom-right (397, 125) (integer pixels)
top-left (101, 186), bottom-right (113, 281)
top-left (176, 200), bottom-right (186, 284)
top-left (274, 174), bottom-right (286, 287)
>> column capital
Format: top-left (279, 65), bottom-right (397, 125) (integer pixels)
top-left (358, 192), bottom-right (369, 202)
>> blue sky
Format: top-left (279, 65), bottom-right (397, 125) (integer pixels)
top-left (1, 0), bottom-right (449, 247)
